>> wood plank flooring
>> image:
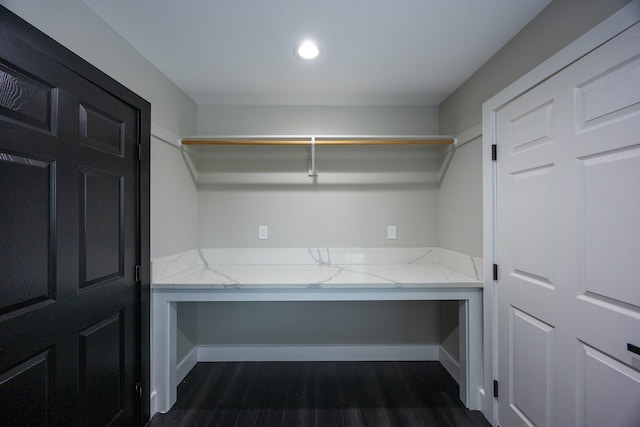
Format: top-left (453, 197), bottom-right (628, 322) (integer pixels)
top-left (148, 361), bottom-right (491, 427)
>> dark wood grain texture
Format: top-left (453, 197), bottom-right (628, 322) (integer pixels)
top-left (0, 6), bottom-right (151, 425)
top-left (148, 361), bottom-right (492, 427)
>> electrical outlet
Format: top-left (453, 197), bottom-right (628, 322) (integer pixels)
top-left (258, 225), bottom-right (268, 240)
top-left (387, 225), bottom-right (397, 240)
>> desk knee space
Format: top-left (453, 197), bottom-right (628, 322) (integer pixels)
top-left (151, 287), bottom-right (483, 414)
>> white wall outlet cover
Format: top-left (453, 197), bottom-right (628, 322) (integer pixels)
top-left (258, 225), bottom-right (268, 240)
top-left (387, 225), bottom-right (397, 240)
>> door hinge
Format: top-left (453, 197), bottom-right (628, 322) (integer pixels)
top-left (491, 144), bottom-right (497, 161)
top-left (135, 382), bottom-right (143, 400)
top-left (137, 144), bottom-right (142, 160)
top-left (135, 265), bottom-right (141, 282)
top-left (493, 264), bottom-right (498, 281)
top-left (493, 380), bottom-right (499, 398)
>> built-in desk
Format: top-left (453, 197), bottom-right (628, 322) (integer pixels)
top-left (151, 248), bottom-right (483, 414)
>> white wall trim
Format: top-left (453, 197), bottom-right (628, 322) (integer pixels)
top-left (149, 391), bottom-right (157, 419)
top-left (455, 123), bottom-right (482, 149)
top-left (195, 344), bottom-right (439, 362)
top-left (439, 122), bottom-right (482, 183)
top-left (176, 346), bottom-right (198, 384)
top-left (151, 120), bottom-right (199, 188)
top-left (481, 2), bottom-right (640, 424)
top-left (174, 344), bottom-right (461, 384)
top-left (151, 121), bottom-right (182, 148)
top-left (439, 345), bottom-right (460, 383)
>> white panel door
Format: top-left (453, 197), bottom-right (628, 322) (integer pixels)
top-left (496, 22), bottom-right (640, 427)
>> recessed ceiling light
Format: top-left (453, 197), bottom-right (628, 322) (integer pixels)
top-left (295, 40), bottom-right (320, 60)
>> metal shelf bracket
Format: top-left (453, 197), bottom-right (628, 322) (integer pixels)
top-left (308, 136), bottom-right (317, 177)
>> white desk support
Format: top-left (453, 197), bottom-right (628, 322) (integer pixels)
top-left (152, 285), bottom-right (483, 414)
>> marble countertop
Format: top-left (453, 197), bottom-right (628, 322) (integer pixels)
top-left (152, 248), bottom-right (483, 290)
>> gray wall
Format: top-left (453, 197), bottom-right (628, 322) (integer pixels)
top-left (151, 139), bottom-right (199, 258)
top-left (196, 105), bottom-right (441, 248)
top-left (197, 105), bottom-right (439, 135)
top-left (439, 0), bottom-right (632, 135)
top-left (196, 301), bottom-right (440, 345)
top-left (196, 144), bottom-right (440, 248)
top-left (438, 135), bottom-right (483, 258)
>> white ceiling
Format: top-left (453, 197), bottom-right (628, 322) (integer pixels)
top-left (80, 0), bottom-right (551, 106)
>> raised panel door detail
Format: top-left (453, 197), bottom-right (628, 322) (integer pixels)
top-left (0, 62), bottom-right (56, 134)
top-left (79, 168), bottom-right (124, 288)
top-left (0, 151), bottom-right (55, 315)
top-left (507, 100), bottom-right (555, 155)
top-left (578, 146), bottom-right (640, 307)
top-left (79, 312), bottom-right (125, 426)
top-left (510, 165), bottom-right (555, 289)
top-left (509, 307), bottom-right (555, 427)
top-left (577, 342), bottom-right (640, 427)
top-left (0, 350), bottom-right (53, 426)
top-left (575, 54), bottom-right (640, 132)
top-left (79, 103), bottom-right (125, 156)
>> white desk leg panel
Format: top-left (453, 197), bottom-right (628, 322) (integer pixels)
top-left (459, 300), bottom-right (470, 408)
top-left (463, 291), bottom-right (483, 410)
top-left (152, 292), bottom-right (177, 413)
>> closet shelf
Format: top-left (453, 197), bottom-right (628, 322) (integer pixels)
top-left (180, 135), bottom-right (454, 177)
top-left (180, 136), bottom-right (455, 146)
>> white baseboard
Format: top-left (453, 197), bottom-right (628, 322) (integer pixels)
top-left (439, 345), bottom-right (460, 383)
top-left (195, 344), bottom-right (439, 362)
top-left (176, 347), bottom-right (198, 383)
top-left (149, 390), bottom-right (157, 417)
top-left (175, 345), bottom-right (460, 375)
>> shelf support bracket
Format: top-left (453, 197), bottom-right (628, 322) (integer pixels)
top-left (308, 136), bottom-right (318, 177)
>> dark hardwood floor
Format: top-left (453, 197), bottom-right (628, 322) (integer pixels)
top-left (148, 361), bottom-right (491, 427)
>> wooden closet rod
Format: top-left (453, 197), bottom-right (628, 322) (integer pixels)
top-left (181, 137), bottom-right (455, 146)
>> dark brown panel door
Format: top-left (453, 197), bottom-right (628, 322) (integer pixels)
top-left (0, 7), bottom-right (150, 426)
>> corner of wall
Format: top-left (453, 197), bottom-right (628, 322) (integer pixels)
top-left (150, 123), bottom-right (199, 259)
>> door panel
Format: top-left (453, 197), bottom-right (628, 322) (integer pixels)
top-left (80, 169), bottom-right (124, 287)
top-left (79, 313), bottom-right (125, 426)
top-left (0, 152), bottom-right (54, 314)
top-left (509, 307), bottom-right (555, 427)
top-left (0, 350), bottom-right (53, 426)
top-left (79, 103), bottom-right (125, 156)
top-left (574, 54), bottom-right (640, 133)
top-left (507, 100), bottom-right (554, 155)
top-left (577, 342), bottom-right (640, 427)
top-left (0, 7), bottom-right (150, 426)
top-left (510, 164), bottom-right (555, 288)
top-left (496, 21), bottom-right (640, 426)
top-left (579, 147), bottom-right (640, 306)
top-left (0, 62), bottom-right (56, 134)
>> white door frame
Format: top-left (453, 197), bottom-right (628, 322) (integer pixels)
top-left (481, 1), bottom-right (640, 424)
